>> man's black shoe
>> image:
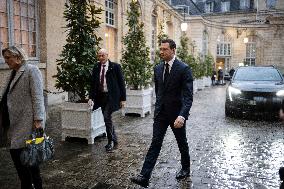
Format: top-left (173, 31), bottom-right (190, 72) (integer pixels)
top-left (130, 174), bottom-right (149, 188)
top-left (105, 142), bottom-right (114, 152)
top-left (113, 142), bottom-right (118, 150)
top-left (176, 168), bottom-right (190, 180)
top-left (279, 167), bottom-right (284, 181)
top-left (106, 145), bottom-right (114, 153)
top-left (105, 143), bottom-right (112, 149)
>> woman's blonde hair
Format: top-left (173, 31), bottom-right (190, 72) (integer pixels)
top-left (2, 46), bottom-right (28, 63)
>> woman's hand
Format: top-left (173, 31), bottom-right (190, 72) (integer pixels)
top-left (34, 120), bottom-right (42, 129)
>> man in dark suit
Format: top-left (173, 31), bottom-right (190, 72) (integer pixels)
top-left (131, 39), bottom-right (193, 188)
top-left (88, 49), bottom-right (126, 152)
top-left (280, 167), bottom-right (284, 189)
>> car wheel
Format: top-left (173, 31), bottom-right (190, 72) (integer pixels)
top-left (225, 103), bottom-right (234, 117)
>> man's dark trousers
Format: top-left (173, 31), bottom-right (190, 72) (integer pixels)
top-left (100, 92), bottom-right (117, 144)
top-left (140, 110), bottom-right (190, 179)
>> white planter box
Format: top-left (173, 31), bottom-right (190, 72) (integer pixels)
top-left (122, 88), bottom-right (153, 117)
top-left (193, 80), bottom-right (198, 94)
top-left (196, 78), bottom-right (205, 90)
top-left (61, 102), bottom-right (105, 144)
top-left (204, 76), bottom-right (211, 87)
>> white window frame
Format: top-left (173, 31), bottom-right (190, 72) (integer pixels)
top-left (217, 43), bottom-right (231, 56)
top-left (221, 1), bottom-right (230, 12)
top-left (245, 43), bottom-right (256, 66)
top-left (0, 0), bottom-right (39, 64)
top-left (151, 13), bottom-right (157, 62)
top-left (202, 31), bottom-right (208, 56)
top-left (266, 0), bottom-right (277, 9)
top-left (206, 2), bottom-right (214, 13)
top-left (105, 0), bottom-right (115, 26)
top-left (245, 36), bottom-right (256, 66)
top-left (240, 0), bottom-right (250, 9)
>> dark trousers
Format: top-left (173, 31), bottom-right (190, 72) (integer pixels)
top-left (140, 114), bottom-right (190, 179)
top-left (10, 148), bottom-right (42, 189)
top-left (100, 93), bottom-right (117, 144)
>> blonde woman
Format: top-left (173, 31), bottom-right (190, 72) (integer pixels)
top-left (0, 46), bottom-right (45, 189)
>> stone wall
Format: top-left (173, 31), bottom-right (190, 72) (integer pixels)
top-left (43, 0), bottom-right (67, 104)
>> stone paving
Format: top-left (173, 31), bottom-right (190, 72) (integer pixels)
top-left (0, 85), bottom-right (284, 189)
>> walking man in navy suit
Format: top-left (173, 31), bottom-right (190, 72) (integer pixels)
top-left (131, 39), bottom-right (194, 188)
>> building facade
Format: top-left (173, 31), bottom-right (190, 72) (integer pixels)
top-left (0, 0), bottom-right (184, 104)
top-left (169, 0), bottom-right (284, 73)
top-left (1, 0), bottom-right (283, 104)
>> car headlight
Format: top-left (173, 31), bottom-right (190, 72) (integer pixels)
top-left (276, 90), bottom-right (284, 97)
top-left (228, 86), bottom-right (241, 101)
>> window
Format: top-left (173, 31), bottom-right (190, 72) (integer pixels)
top-left (206, 2), bottom-right (214, 13)
top-left (240, 0), bottom-right (250, 9)
top-left (105, 0), bottom-right (115, 26)
top-left (0, 0), bottom-right (39, 63)
top-left (217, 34), bottom-right (232, 56)
top-left (234, 67), bottom-right (281, 81)
top-left (151, 12), bottom-right (157, 62)
top-left (221, 1), bottom-right (230, 12)
top-left (202, 30), bottom-right (208, 56)
top-left (245, 36), bottom-right (256, 66)
top-left (217, 43), bottom-right (231, 56)
top-left (266, 0), bottom-right (277, 9)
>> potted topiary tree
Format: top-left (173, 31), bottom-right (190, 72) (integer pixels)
top-left (203, 54), bottom-right (214, 87)
top-left (177, 35), bottom-right (199, 93)
top-left (154, 21), bottom-right (169, 66)
top-left (54, 0), bottom-right (105, 144)
top-left (177, 35), bottom-right (190, 63)
top-left (121, 0), bottom-right (153, 117)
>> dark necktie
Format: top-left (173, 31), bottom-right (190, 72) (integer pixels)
top-left (164, 63), bottom-right (170, 84)
top-left (99, 65), bottom-right (106, 92)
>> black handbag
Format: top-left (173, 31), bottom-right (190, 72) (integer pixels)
top-left (20, 129), bottom-right (54, 167)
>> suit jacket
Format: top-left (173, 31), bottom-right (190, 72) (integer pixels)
top-left (0, 63), bottom-right (45, 149)
top-left (154, 58), bottom-right (193, 121)
top-left (89, 61), bottom-right (126, 112)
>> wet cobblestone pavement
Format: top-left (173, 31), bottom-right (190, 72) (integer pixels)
top-left (1, 85), bottom-right (284, 189)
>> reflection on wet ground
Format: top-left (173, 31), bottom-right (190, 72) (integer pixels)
top-left (0, 85), bottom-right (283, 189)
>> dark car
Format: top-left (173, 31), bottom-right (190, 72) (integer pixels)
top-left (225, 66), bottom-right (284, 118)
top-left (224, 73), bottom-right (231, 81)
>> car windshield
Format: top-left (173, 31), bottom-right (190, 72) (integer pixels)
top-left (234, 67), bottom-right (282, 81)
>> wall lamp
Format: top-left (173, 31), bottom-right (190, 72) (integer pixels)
top-left (180, 8), bottom-right (187, 32)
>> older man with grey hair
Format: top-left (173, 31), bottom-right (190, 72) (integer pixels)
top-left (88, 49), bottom-right (126, 152)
